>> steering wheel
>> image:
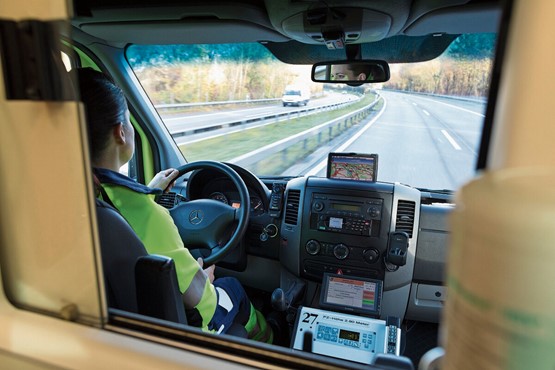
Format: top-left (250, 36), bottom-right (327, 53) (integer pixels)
top-left (169, 161), bottom-right (250, 265)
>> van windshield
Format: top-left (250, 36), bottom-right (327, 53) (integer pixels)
top-left (127, 35), bottom-right (495, 191)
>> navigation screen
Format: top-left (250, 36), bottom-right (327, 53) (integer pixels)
top-left (327, 153), bottom-right (378, 182)
top-left (320, 273), bottom-right (382, 316)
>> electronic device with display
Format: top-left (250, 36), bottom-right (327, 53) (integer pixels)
top-left (309, 193), bottom-right (383, 237)
top-left (327, 152), bottom-right (378, 182)
top-left (291, 274), bottom-right (400, 364)
top-left (268, 181), bottom-right (286, 218)
top-left (291, 306), bottom-right (401, 364)
top-left (320, 273), bottom-right (382, 316)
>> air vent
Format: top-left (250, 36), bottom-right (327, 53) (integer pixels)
top-left (157, 192), bottom-right (178, 209)
top-left (395, 200), bottom-right (416, 238)
top-left (284, 190), bottom-right (301, 225)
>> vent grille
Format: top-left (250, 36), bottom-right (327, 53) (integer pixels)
top-left (395, 200), bottom-right (416, 238)
top-left (284, 190), bottom-right (301, 225)
top-left (157, 192), bottom-right (178, 209)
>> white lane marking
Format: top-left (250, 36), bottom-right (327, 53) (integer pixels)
top-left (412, 102), bottom-right (417, 106)
top-left (416, 96), bottom-right (485, 117)
top-left (423, 109), bottom-right (430, 116)
top-left (441, 129), bottom-right (462, 150)
top-left (306, 97), bottom-right (387, 176)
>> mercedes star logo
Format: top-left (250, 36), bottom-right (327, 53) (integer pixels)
top-left (189, 210), bottom-right (204, 225)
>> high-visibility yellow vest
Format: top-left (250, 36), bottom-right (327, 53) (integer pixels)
top-left (94, 167), bottom-right (272, 343)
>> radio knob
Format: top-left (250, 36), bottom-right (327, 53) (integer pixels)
top-left (313, 201), bottom-right (325, 212)
top-left (305, 239), bottom-right (321, 255)
top-left (363, 248), bottom-right (380, 264)
top-left (368, 206), bottom-right (380, 218)
top-left (333, 243), bottom-right (349, 260)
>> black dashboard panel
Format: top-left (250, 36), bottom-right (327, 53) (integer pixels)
top-left (181, 167), bottom-right (449, 323)
top-left (279, 176), bottom-right (422, 321)
top-left (299, 177), bottom-right (394, 281)
top-left (184, 165), bottom-right (281, 264)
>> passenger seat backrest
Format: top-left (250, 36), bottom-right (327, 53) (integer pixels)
top-left (135, 255), bottom-right (188, 324)
top-left (96, 199), bottom-right (187, 325)
top-left (96, 199), bottom-right (146, 313)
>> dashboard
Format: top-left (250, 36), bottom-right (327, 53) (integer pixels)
top-left (176, 163), bottom-right (450, 324)
top-left (206, 190), bottom-right (265, 216)
top-left (279, 176), bottom-right (422, 321)
top-left (186, 163), bottom-right (271, 213)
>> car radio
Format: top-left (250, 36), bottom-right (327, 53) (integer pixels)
top-left (309, 193), bottom-right (383, 237)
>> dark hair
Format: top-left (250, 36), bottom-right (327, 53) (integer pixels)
top-left (347, 64), bottom-right (384, 81)
top-left (348, 64), bottom-right (373, 77)
top-left (77, 68), bottom-right (128, 161)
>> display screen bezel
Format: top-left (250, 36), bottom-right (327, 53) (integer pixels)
top-left (319, 273), bottom-right (382, 316)
top-left (326, 152), bottom-right (379, 182)
top-left (330, 202), bottom-right (361, 212)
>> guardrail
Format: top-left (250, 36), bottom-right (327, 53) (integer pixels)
top-left (155, 98), bottom-right (281, 110)
top-left (229, 96), bottom-right (381, 172)
top-left (170, 97), bottom-right (361, 138)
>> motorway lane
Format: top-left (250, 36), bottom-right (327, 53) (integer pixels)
top-left (398, 92), bottom-right (486, 154)
top-left (164, 88), bottom-right (485, 190)
top-left (309, 90), bottom-right (485, 190)
top-left (160, 93), bottom-right (356, 136)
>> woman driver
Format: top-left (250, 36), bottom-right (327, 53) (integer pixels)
top-left (78, 67), bottom-right (272, 343)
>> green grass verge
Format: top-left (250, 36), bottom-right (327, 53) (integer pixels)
top-left (254, 134), bottom-right (325, 176)
top-left (254, 99), bottom-right (383, 175)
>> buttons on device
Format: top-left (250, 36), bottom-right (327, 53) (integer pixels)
top-left (387, 324), bottom-right (399, 354)
top-left (316, 324), bottom-right (375, 352)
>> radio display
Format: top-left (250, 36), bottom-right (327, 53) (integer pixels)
top-left (339, 329), bottom-right (360, 342)
top-left (328, 217), bottom-right (343, 229)
top-left (310, 193), bottom-right (382, 237)
top-left (320, 273), bottom-right (382, 316)
top-left (331, 203), bottom-right (360, 212)
top-left (327, 152), bottom-right (378, 182)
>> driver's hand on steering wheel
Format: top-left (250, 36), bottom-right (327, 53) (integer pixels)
top-left (148, 168), bottom-right (180, 192)
top-left (197, 257), bottom-right (215, 283)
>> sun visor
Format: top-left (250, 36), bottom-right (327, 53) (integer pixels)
top-left (281, 8), bottom-right (392, 47)
top-left (79, 20), bottom-right (289, 44)
top-left (404, 3), bottom-right (501, 36)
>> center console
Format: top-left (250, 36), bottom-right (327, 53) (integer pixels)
top-left (300, 178), bottom-right (394, 282)
top-left (279, 174), bottom-right (421, 343)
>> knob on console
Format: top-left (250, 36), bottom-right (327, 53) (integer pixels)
top-left (333, 243), bottom-right (349, 260)
top-left (312, 200), bottom-right (325, 212)
top-left (363, 248), bottom-right (380, 263)
top-left (305, 239), bottom-right (321, 255)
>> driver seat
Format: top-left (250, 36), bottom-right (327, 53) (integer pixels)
top-left (96, 199), bottom-right (187, 324)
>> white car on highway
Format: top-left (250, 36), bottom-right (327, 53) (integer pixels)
top-left (281, 85), bottom-right (311, 107)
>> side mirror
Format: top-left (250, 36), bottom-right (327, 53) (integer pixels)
top-left (311, 60), bottom-right (390, 85)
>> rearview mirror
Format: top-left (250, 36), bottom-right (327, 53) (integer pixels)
top-left (311, 60), bottom-right (390, 84)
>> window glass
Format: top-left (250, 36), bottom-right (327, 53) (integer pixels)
top-left (127, 34), bottom-right (496, 191)
top-left (0, 53), bottom-right (103, 325)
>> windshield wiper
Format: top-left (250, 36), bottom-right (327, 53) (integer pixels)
top-left (418, 188), bottom-right (454, 204)
top-left (418, 188), bottom-right (453, 195)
